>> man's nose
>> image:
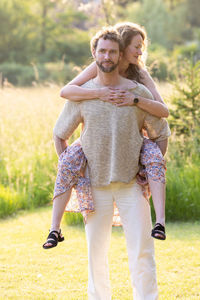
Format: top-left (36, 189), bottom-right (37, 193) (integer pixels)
top-left (104, 52), bottom-right (110, 59)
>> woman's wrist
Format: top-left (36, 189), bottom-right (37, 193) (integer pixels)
top-left (95, 88), bottom-right (103, 99)
top-left (132, 95), bottom-right (139, 106)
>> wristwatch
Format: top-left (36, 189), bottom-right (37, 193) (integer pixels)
top-left (133, 97), bottom-right (139, 105)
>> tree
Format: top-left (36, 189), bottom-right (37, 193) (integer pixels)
top-left (169, 60), bottom-right (200, 139)
top-left (0, 0), bottom-right (38, 63)
top-left (186, 0), bottom-right (200, 27)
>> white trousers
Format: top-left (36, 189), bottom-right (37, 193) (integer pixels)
top-left (85, 179), bottom-right (158, 300)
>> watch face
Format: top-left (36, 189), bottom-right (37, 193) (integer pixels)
top-left (134, 97), bottom-right (139, 104)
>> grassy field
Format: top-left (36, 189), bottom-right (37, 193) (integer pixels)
top-left (0, 207), bottom-right (200, 299)
top-left (0, 84), bottom-right (199, 221)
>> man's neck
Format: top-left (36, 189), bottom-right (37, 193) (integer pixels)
top-left (94, 68), bottom-right (121, 87)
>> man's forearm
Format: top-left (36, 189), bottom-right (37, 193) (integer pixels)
top-left (156, 139), bottom-right (168, 156)
top-left (54, 135), bottom-right (68, 156)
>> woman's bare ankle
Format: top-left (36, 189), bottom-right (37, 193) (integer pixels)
top-left (155, 219), bottom-right (165, 226)
top-left (50, 226), bottom-right (60, 232)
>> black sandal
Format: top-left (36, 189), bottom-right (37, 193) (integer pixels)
top-left (43, 229), bottom-right (64, 249)
top-left (151, 223), bottom-right (166, 240)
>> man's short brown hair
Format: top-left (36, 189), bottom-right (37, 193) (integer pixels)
top-left (90, 26), bottom-right (124, 54)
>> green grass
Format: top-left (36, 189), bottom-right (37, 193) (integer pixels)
top-left (0, 87), bottom-right (80, 218)
top-left (0, 85), bottom-right (200, 221)
top-left (0, 207), bottom-right (200, 299)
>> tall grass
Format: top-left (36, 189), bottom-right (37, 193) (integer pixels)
top-left (0, 87), bottom-right (64, 217)
top-left (0, 85), bottom-right (199, 221)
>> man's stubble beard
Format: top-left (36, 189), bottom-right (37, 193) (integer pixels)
top-left (96, 59), bottom-right (119, 73)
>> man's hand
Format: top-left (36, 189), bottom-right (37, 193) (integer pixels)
top-left (54, 135), bottom-right (68, 157)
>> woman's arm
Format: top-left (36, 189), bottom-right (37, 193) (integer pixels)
top-left (60, 62), bottom-right (98, 100)
top-left (140, 69), bottom-right (169, 112)
top-left (111, 90), bottom-right (169, 118)
top-left (139, 68), bottom-right (169, 117)
top-left (60, 62), bottom-right (169, 118)
top-left (60, 62), bottom-right (129, 103)
top-left (134, 95), bottom-right (169, 118)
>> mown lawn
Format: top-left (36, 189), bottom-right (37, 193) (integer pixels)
top-left (0, 207), bottom-right (200, 299)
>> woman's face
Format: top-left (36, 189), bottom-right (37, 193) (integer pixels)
top-left (123, 34), bottom-right (143, 65)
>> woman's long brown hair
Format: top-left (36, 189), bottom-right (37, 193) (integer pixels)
top-left (115, 22), bottom-right (148, 83)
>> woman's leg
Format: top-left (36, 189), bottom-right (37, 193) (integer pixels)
top-left (140, 138), bottom-right (166, 239)
top-left (44, 189), bottom-right (72, 247)
top-left (149, 180), bottom-right (165, 227)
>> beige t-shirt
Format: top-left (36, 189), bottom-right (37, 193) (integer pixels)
top-left (54, 79), bottom-right (171, 187)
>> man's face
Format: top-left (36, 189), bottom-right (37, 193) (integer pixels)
top-left (93, 38), bottom-right (121, 73)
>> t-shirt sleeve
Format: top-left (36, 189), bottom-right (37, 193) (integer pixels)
top-left (143, 113), bottom-right (171, 142)
top-left (134, 83), bottom-right (170, 141)
top-left (53, 100), bottom-right (82, 140)
top-left (134, 83), bottom-right (154, 100)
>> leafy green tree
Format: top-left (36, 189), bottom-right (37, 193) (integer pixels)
top-left (186, 0), bottom-right (200, 27)
top-left (0, 0), bottom-right (38, 63)
top-left (0, 0), bottom-right (90, 65)
top-left (169, 60), bottom-right (200, 139)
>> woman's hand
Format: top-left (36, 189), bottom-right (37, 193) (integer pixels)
top-left (98, 87), bottom-right (134, 106)
top-left (110, 90), bottom-right (135, 106)
top-left (98, 87), bottom-right (126, 102)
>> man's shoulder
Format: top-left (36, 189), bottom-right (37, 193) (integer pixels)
top-left (119, 77), bottom-right (136, 89)
top-left (81, 79), bottom-right (95, 89)
top-left (135, 82), bottom-right (154, 99)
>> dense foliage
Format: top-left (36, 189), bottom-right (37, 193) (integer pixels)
top-left (0, 61), bottom-right (200, 221)
top-left (0, 1), bottom-right (200, 222)
top-left (0, 0), bottom-right (200, 84)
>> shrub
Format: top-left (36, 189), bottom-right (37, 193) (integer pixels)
top-left (147, 45), bottom-right (175, 81)
top-left (0, 62), bottom-right (80, 86)
top-left (173, 42), bottom-right (200, 64)
top-left (0, 63), bottom-right (35, 86)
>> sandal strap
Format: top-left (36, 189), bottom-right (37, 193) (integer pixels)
top-left (153, 223), bottom-right (165, 233)
top-left (43, 229), bottom-right (64, 249)
top-left (58, 229), bottom-right (64, 242)
top-left (45, 231), bottom-right (59, 245)
top-left (151, 223), bottom-right (166, 240)
top-left (43, 230), bottom-right (59, 249)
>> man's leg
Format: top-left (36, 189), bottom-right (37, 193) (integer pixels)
top-left (85, 186), bottom-right (114, 300)
top-left (114, 180), bottom-right (158, 300)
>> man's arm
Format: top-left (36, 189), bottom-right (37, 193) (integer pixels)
top-left (60, 62), bottom-right (98, 101)
top-left (143, 113), bottom-right (171, 145)
top-left (53, 101), bottom-right (82, 156)
top-left (54, 135), bottom-right (68, 156)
